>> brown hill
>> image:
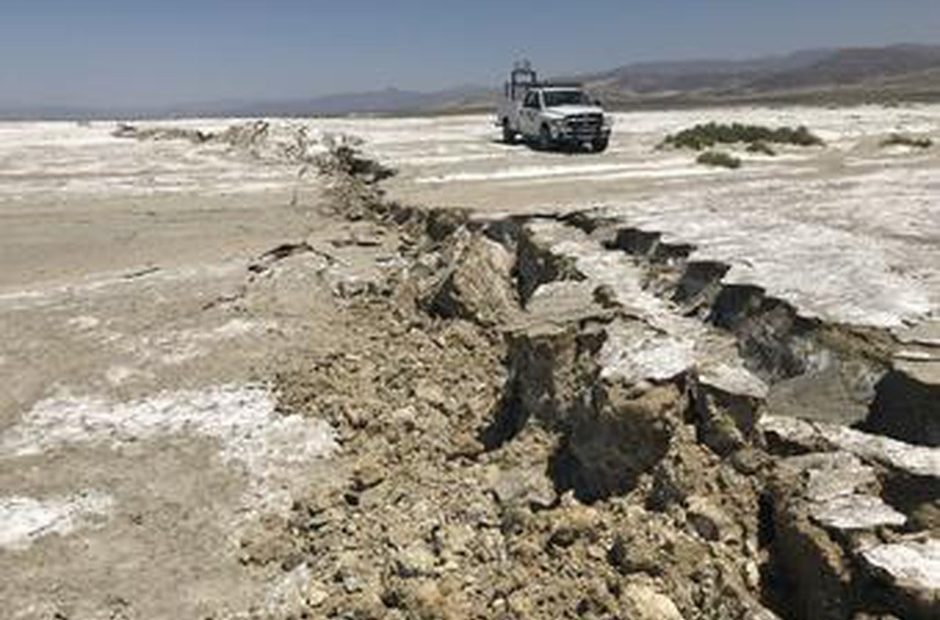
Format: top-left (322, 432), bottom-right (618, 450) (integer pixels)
top-left (580, 44), bottom-right (940, 107)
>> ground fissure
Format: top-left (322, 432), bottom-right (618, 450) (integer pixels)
top-left (258, 145), bottom-right (938, 619)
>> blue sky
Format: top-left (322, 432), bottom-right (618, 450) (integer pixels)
top-left (1, 0), bottom-right (939, 107)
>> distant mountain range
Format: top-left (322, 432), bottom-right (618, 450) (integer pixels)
top-left (581, 43), bottom-right (940, 107)
top-left (4, 43), bottom-right (940, 120)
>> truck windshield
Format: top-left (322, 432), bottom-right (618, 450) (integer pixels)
top-left (542, 90), bottom-right (591, 107)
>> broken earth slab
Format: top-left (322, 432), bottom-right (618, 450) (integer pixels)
top-left (767, 451), bottom-right (877, 619)
top-left (519, 219), bottom-right (766, 388)
top-left (485, 219), bottom-right (777, 573)
top-left (591, 188), bottom-right (934, 330)
top-left (453, 204), bottom-right (918, 616)
top-left (772, 450), bottom-right (907, 533)
top-left (760, 414), bottom-right (940, 480)
top-left (559, 211), bottom-right (940, 447)
top-left (811, 494), bottom-right (907, 530)
top-left (860, 538), bottom-right (940, 616)
top-left (864, 318), bottom-right (940, 446)
top-left (510, 218), bottom-right (769, 459)
top-left (425, 231), bottom-right (519, 327)
top-left (457, 208), bottom-right (933, 618)
top-left (766, 435), bottom-right (939, 618)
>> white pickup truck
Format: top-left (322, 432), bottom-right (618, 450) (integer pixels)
top-left (497, 61), bottom-right (612, 152)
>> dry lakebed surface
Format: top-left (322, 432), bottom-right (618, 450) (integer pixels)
top-left (0, 105), bottom-right (938, 619)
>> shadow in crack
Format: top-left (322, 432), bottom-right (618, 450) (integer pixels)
top-left (547, 386), bottom-right (679, 504)
top-left (860, 369), bottom-right (940, 447)
top-left (755, 493), bottom-right (799, 620)
top-left (478, 382), bottom-right (530, 451)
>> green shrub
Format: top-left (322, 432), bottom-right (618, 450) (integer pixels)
top-left (661, 122), bottom-right (824, 150)
top-left (746, 141), bottom-right (777, 156)
top-left (881, 134), bottom-right (933, 149)
top-left (696, 151), bottom-right (742, 169)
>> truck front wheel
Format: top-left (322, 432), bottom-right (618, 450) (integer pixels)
top-left (501, 119), bottom-right (517, 144)
top-left (592, 137), bottom-right (609, 153)
top-left (538, 124), bottom-right (553, 151)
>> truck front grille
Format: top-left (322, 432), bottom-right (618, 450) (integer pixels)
top-left (565, 114), bottom-right (603, 138)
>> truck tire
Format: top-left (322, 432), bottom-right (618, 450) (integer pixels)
top-left (501, 119), bottom-right (517, 144)
top-left (592, 137), bottom-right (609, 153)
top-left (538, 124), bottom-right (553, 151)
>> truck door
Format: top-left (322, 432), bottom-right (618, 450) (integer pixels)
top-left (520, 91), bottom-right (542, 137)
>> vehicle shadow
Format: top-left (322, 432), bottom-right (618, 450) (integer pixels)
top-left (488, 138), bottom-right (603, 155)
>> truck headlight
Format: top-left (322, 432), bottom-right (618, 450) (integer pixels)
top-left (549, 119), bottom-right (567, 136)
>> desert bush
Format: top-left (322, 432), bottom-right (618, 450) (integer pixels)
top-left (880, 133), bottom-right (933, 149)
top-left (746, 141), bottom-right (777, 156)
top-left (661, 122), bottom-right (823, 150)
top-left (696, 151), bottom-right (742, 169)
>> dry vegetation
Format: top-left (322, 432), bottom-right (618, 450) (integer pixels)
top-left (745, 141), bottom-right (777, 156)
top-left (880, 133), bottom-right (933, 149)
top-left (696, 151), bottom-right (742, 169)
top-left (661, 122), bottom-right (823, 151)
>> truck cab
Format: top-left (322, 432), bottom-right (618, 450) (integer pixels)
top-left (497, 61), bottom-right (612, 152)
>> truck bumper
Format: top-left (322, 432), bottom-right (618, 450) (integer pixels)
top-left (551, 127), bottom-right (611, 144)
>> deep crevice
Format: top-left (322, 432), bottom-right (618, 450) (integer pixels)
top-left (571, 218), bottom-right (906, 435)
top-left (514, 223), bottom-right (587, 305)
top-left (671, 259), bottom-right (731, 313)
top-left (478, 380), bottom-right (529, 451)
top-left (861, 369), bottom-right (940, 446)
top-left (756, 492), bottom-right (797, 619)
